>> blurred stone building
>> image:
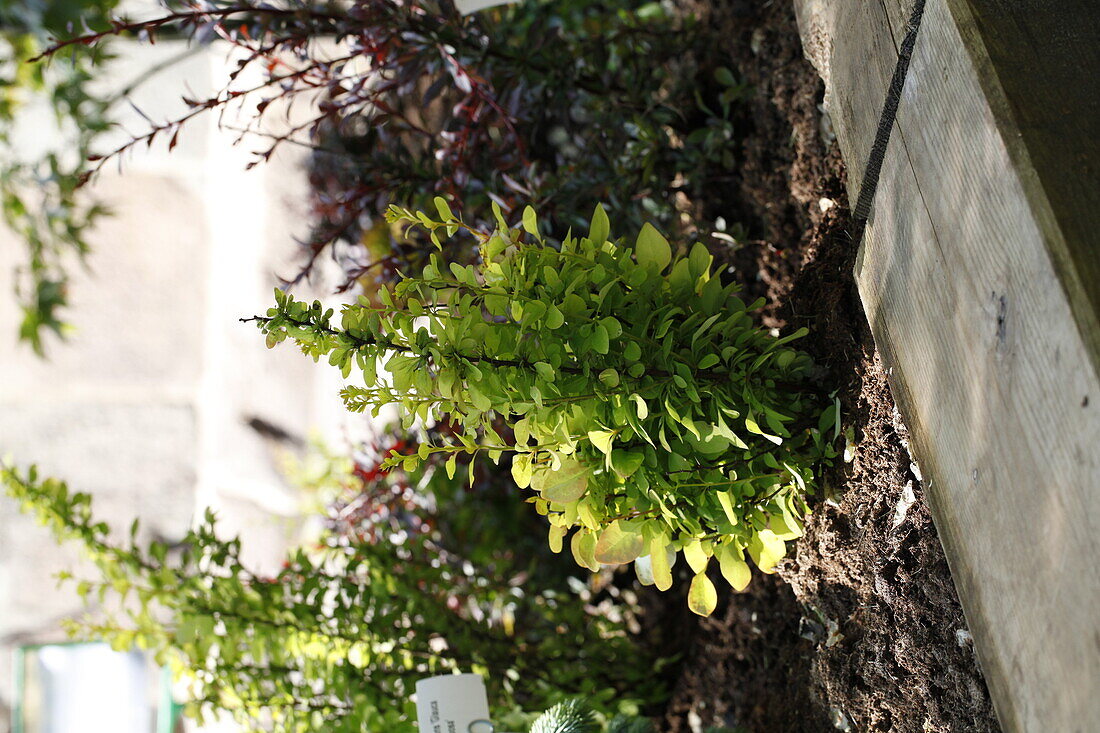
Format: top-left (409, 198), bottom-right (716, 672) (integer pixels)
top-left (0, 37), bottom-right (345, 732)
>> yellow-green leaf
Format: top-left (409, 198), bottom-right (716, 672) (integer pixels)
top-left (688, 572), bottom-right (718, 617)
top-left (594, 521), bottom-right (644, 565)
top-left (544, 305), bottom-right (564, 329)
top-left (650, 538), bottom-right (673, 591)
top-left (683, 539), bottom-right (710, 574)
top-left (522, 206), bottom-right (539, 237)
top-left (514, 418), bottom-right (531, 447)
top-left (716, 544), bottom-right (752, 591)
top-left (770, 507), bottom-right (804, 540)
top-left (587, 430), bottom-right (614, 455)
top-left (510, 453), bottom-right (533, 489)
top-left (611, 450), bottom-right (645, 478)
top-left (745, 416), bottom-right (782, 445)
top-left (531, 457), bottom-right (588, 502)
top-left (571, 529), bottom-right (600, 571)
top-left (548, 525), bottom-right (566, 554)
top-left (747, 529), bottom-right (786, 574)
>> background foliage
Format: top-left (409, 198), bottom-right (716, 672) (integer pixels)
top-left (18, 0), bottom-right (748, 328)
top-left (2, 460), bottom-right (664, 731)
top-left (1, 0), bottom-right (116, 353)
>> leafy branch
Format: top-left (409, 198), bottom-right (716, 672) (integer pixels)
top-left (251, 202), bottom-right (840, 616)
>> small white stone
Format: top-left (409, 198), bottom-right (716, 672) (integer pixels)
top-left (819, 197), bottom-right (836, 212)
top-left (956, 628), bottom-right (973, 647)
top-left (892, 481), bottom-right (917, 529)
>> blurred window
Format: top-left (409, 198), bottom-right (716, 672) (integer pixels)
top-left (13, 642), bottom-right (180, 733)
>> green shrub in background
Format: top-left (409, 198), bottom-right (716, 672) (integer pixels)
top-left (1, 0), bottom-right (117, 353)
top-left (286, 430), bottom-right (582, 593)
top-left (306, 0), bottom-right (747, 276)
top-left (253, 203), bottom-right (839, 616)
top-left (1, 462), bottom-right (663, 731)
top-left (13, 0), bottom-right (746, 346)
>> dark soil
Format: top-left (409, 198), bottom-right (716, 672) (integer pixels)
top-left (649, 2), bottom-right (1001, 731)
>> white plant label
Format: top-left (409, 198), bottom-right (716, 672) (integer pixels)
top-left (454, 0), bottom-right (518, 16)
top-left (415, 673), bottom-right (493, 733)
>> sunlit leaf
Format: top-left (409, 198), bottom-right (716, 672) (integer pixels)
top-left (687, 572), bottom-right (718, 617)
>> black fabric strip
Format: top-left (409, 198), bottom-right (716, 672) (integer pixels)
top-left (851, 0), bottom-right (927, 240)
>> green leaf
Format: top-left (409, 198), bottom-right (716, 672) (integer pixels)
top-left (611, 450), bottom-right (645, 478)
top-left (433, 196), bottom-right (454, 222)
top-left (717, 491), bottom-right (739, 526)
top-left (467, 383), bottom-right (492, 412)
top-left (635, 223), bottom-right (671, 271)
top-left (668, 259), bottom-right (692, 293)
top-left (818, 401), bottom-right (839, 435)
top-left (491, 200), bottom-right (508, 230)
top-left (770, 505), bottom-right (804, 540)
top-left (687, 572), bottom-right (718, 617)
top-left (531, 457), bottom-right (588, 502)
top-left (483, 234), bottom-right (507, 261)
top-left (589, 204), bottom-right (610, 245)
top-left (630, 394), bottom-right (648, 419)
top-left (589, 323), bottom-right (610, 354)
top-left (544, 304), bottom-right (565, 329)
top-left (688, 242), bottom-right (712, 279)
top-left (594, 521), bottom-right (645, 565)
top-left (599, 317), bottom-right (623, 339)
top-left (745, 416), bottom-right (782, 445)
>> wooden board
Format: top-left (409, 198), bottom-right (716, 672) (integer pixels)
top-left (948, 0), bottom-right (1100, 371)
top-left (793, 1), bottom-right (1100, 730)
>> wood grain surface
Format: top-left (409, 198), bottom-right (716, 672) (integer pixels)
top-left (792, 1), bottom-right (1100, 730)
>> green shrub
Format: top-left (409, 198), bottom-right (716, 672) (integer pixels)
top-left (532, 698), bottom-right (601, 733)
top-left (253, 203), bottom-right (838, 616)
top-left (528, 697), bottom-right (736, 733)
top-left (1, 462), bottom-right (662, 731)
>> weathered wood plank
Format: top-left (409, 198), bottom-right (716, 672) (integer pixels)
top-left (794, 0), bottom-right (896, 204)
top-left (945, 0), bottom-right (1100, 372)
top-left (793, 0), bottom-right (1100, 730)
